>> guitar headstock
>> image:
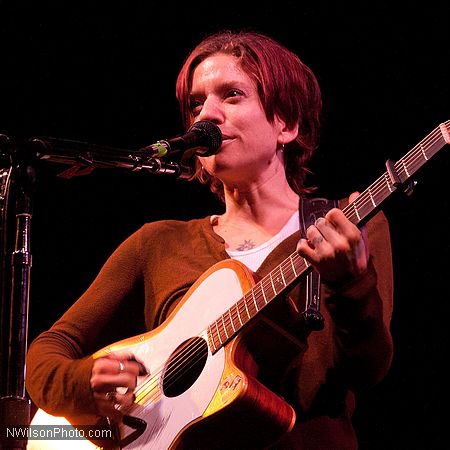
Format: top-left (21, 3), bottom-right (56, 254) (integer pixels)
top-left (439, 120), bottom-right (450, 144)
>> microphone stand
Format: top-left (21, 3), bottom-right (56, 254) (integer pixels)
top-left (31, 136), bottom-right (196, 179)
top-left (1, 138), bottom-right (35, 450)
top-left (0, 135), bottom-right (194, 448)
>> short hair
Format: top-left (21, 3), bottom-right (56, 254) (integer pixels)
top-left (176, 30), bottom-right (322, 200)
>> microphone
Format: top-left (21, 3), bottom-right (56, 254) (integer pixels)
top-left (140, 121), bottom-right (222, 158)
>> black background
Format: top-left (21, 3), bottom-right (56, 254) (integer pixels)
top-left (1, 1), bottom-right (449, 449)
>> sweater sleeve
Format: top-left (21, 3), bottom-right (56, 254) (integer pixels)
top-left (323, 209), bottom-right (394, 389)
top-left (26, 226), bottom-right (145, 417)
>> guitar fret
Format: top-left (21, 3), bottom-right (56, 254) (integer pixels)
top-left (221, 317), bottom-right (229, 343)
top-left (245, 291), bottom-right (256, 317)
top-left (228, 309), bottom-right (236, 333)
top-left (259, 284), bottom-right (267, 305)
top-left (214, 321), bottom-right (223, 345)
top-left (346, 205), bottom-right (358, 224)
top-left (210, 325), bottom-right (220, 351)
top-left (290, 255), bottom-right (298, 277)
top-left (221, 314), bottom-right (229, 340)
top-left (368, 187), bottom-right (377, 207)
top-left (251, 288), bottom-right (261, 311)
top-left (269, 273), bottom-right (277, 295)
top-left (420, 143), bottom-right (429, 160)
top-left (373, 180), bottom-right (386, 204)
top-left (273, 267), bottom-right (286, 291)
top-left (226, 311), bottom-right (234, 335)
top-left (352, 201), bottom-right (361, 221)
top-left (384, 173), bottom-right (394, 192)
top-left (283, 259), bottom-right (296, 284)
top-left (262, 275), bottom-right (275, 300)
top-left (242, 296), bottom-right (251, 321)
top-left (208, 334), bottom-right (216, 353)
top-left (235, 302), bottom-right (243, 326)
top-left (209, 325), bottom-right (215, 350)
top-left (358, 195), bottom-right (372, 219)
top-left (401, 158), bottom-right (410, 178)
top-left (207, 325), bottom-right (216, 352)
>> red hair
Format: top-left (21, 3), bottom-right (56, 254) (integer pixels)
top-left (176, 30), bottom-right (322, 199)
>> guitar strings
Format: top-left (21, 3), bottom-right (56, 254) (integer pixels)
top-left (129, 123), bottom-right (448, 408)
top-left (132, 125), bottom-right (447, 406)
top-left (342, 126), bottom-right (446, 224)
top-left (131, 253), bottom-right (308, 404)
top-left (133, 252), bottom-right (320, 405)
top-left (132, 124), bottom-right (447, 407)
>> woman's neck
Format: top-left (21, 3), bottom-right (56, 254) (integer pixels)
top-left (219, 169), bottom-right (299, 236)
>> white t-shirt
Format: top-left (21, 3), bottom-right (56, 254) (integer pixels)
top-left (225, 211), bottom-right (299, 272)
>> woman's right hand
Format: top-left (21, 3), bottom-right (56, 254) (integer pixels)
top-left (90, 353), bottom-right (142, 421)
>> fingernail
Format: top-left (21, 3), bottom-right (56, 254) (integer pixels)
top-left (314, 217), bottom-right (324, 226)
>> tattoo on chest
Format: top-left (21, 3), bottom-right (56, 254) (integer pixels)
top-left (236, 239), bottom-right (256, 251)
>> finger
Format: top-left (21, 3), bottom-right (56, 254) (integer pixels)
top-left (90, 360), bottom-right (138, 394)
top-left (324, 208), bottom-right (362, 246)
top-left (360, 224), bottom-right (369, 260)
top-left (105, 391), bottom-right (135, 411)
top-left (305, 226), bottom-right (323, 250)
top-left (312, 215), bottom-right (355, 254)
top-left (296, 238), bottom-right (318, 264)
top-left (310, 217), bottom-right (338, 242)
top-left (93, 391), bottom-right (122, 421)
top-left (92, 357), bottom-right (126, 375)
top-left (113, 359), bottom-right (140, 376)
top-left (94, 392), bottom-right (133, 421)
top-left (93, 357), bottom-right (143, 379)
top-left (105, 353), bottom-right (149, 376)
top-left (90, 373), bottom-right (137, 394)
top-left (324, 191), bottom-right (361, 236)
top-left (117, 391), bottom-right (136, 411)
top-left (348, 191), bottom-right (360, 203)
top-left (305, 221), bottom-right (335, 254)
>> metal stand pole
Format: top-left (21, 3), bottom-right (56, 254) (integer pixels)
top-left (0, 158), bottom-right (35, 449)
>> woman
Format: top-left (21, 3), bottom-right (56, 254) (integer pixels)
top-left (26, 30), bottom-right (393, 449)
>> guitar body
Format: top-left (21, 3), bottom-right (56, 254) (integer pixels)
top-left (30, 259), bottom-right (297, 449)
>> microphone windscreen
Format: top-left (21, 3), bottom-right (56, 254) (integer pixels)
top-left (188, 121), bottom-right (222, 156)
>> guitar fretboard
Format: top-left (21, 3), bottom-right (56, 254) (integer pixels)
top-left (207, 120), bottom-right (450, 353)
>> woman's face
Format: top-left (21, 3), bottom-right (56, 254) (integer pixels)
top-left (189, 53), bottom-right (292, 187)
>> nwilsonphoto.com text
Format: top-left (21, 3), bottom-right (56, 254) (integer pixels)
top-left (2, 424), bottom-right (113, 441)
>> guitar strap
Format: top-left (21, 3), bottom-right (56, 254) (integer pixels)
top-left (299, 196), bottom-right (339, 331)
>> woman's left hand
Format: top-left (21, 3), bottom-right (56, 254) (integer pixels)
top-left (296, 192), bottom-right (369, 285)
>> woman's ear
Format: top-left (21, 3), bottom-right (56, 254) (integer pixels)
top-left (276, 117), bottom-right (299, 146)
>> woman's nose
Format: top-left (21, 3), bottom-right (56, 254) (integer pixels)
top-left (196, 97), bottom-right (224, 124)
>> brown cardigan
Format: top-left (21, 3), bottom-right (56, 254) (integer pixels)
top-left (26, 210), bottom-right (393, 449)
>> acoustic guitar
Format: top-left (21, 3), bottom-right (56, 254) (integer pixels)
top-left (28, 121), bottom-right (450, 449)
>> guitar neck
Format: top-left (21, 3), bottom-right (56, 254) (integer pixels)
top-left (207, 121), bottom-right (450, 353)
top-left (343, 121), bottom-right (450, 226)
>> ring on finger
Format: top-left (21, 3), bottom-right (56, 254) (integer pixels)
top-left (113, 402), bottom-right (122, 411)
top-left (106, 391), bottom-right (121, 411)
top-left (118, 361), bottom-right (125, 373)
top-left (105, 391), bottom-right (117, 402)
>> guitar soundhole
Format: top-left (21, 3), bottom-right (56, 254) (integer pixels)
top-left (162, 336), bottom-right (208, 397)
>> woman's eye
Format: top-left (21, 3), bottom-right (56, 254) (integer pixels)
top-left (227, 89), bottom-right (242, 98)
top-left (189, 99), bottom-right (203, 113)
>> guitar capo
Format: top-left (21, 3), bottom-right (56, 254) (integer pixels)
top-left (385, 159), bottom-right (417, 196)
